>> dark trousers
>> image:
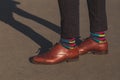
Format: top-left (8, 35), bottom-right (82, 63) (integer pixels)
top-left (58, 0), bottom-right (108, 38)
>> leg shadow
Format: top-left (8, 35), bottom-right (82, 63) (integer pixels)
top-left (0, 0), bottom-right (61, 34)
top-left (2, 19), bottom-right (53, 54)
top-left (14, 7), bottom-right (61, 34)
top-left (0, 0), bottom-right (61, 54)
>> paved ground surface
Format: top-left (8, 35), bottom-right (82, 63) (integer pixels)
top-left (0, 0), bottom-right (120, 80)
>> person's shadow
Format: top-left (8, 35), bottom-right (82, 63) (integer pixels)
top-left (0, 0), bottom-right (61, 54)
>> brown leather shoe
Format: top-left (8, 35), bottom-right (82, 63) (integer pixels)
top-left (78, 38), bottom-right (108, 55)
top-left (30, 43), bottom-right (79, 64)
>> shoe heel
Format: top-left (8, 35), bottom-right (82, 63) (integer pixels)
top-left (92, 50), bottom-right (108, 55)
top-left (66, 56), bottom-right (79, 62)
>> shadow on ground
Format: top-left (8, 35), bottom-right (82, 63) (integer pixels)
top-left (0, 0), bottom-right (61, 54)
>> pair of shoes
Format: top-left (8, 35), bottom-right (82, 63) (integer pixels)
top-left (30, 43), bottom-right (79, 64)
top-left (78, 38), bottom-right (108, 55)
top-left (29, 38), bottom-right (108, 64)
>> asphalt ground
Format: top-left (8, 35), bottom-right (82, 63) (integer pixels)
top-left (0, 0), bottom-right (120, 80)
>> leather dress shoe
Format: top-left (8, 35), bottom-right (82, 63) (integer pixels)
top-left (78, 38), bottom-right (108, 55)
top-left (30, 43), bottom-right (79, 64)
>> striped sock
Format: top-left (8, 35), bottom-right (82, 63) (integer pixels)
top-left (90, 31), bottom-right (107, 43)
top-left (60, 37), bottom-right (77, 49)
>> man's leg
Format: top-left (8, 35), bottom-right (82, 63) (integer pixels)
top-left (78, 0), bottom-right (108, 55)
top-left (87, 0), bottom-right (108, 43)
top-left (58, 0), bottom-right (80, 38)
top-left (58, 0), bottom-right (81, 49)
top-left (87, 0), bottom-right (108, 33)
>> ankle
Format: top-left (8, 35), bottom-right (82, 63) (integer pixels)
top-left (60, 38), bottom-right (76, 49)
top-left (90, 31), bottom-right (107, 43)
